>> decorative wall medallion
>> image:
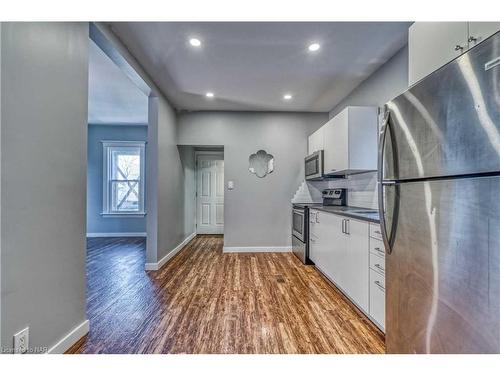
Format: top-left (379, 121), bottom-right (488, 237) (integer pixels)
top-left (249, 150), bottom-right (274, 178)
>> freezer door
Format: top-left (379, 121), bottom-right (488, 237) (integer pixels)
top-left (383, 176), bottom-right (500, 353)
top-left (382, 31), bottom-right (500, 181)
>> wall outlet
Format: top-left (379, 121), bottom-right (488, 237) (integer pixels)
top-left (14, 327), bottom-right (29, 354)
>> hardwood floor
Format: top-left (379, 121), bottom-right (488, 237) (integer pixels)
top-left (68, 235), bottom-right (385, 354)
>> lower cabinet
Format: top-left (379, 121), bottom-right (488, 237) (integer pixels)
top-left (369, 270), bottom-right (385, 331)
top-left (313, 212), bottom-right (369, 314)
top-left (312, 210), bottom-right (385, 332)
top-left (369, 232), bottom-right (386, 331)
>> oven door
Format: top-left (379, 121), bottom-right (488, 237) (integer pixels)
top-left (305, 150), bottom-right (324, 180)
top-left (292, 208), bottom-right (306, 242)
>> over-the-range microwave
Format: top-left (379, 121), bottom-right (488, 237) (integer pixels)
top-left (305, 150), bottom-right (324, 180)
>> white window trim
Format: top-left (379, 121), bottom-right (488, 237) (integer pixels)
top-left (101, 140), bottom-right (146, 218)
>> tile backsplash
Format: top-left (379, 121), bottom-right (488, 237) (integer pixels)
top-left (308, 171), bottom-right (378, 209)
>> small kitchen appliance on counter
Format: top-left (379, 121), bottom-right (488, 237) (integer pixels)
top-left (322, 188), bottom-right (347, 206)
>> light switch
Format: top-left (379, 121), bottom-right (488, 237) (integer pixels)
top-left (228, 180), bottom-right (234, 190)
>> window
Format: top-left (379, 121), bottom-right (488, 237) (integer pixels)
top-left (102, 141), bottom-right (146, 217)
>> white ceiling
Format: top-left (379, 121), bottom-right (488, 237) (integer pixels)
top-left (108, 22), bottom-right (411, 112)
top-left (88, 39), bottom-right (148, 125)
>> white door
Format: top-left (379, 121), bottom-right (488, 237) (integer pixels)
top-left (196, 154), bottom-right (224, 234)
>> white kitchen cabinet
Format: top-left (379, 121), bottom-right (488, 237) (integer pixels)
top-left (409, 22), bottom-right (468, 86)
top-left (409, 22), bottom-right (500, 86)
top-left (307, 127), bottom-right (324, 155)
top-left (312, 211), bottom-right (370, 313)
top-left (468, 22), bottom-right (500, 47)
top-left (308, 210), bottom-right (319, 263)
top-left (318, 211), bottom-right (345, 287)
top-left (369, 222), bottom-right (383, 241)
top-left (312, 210), bottom-right (385, 330)
top-left (341, 218), bottom-right (369, 312)
top-left (322, 107), bottom-right (378, 176)
top-left (369, 269), bottom-right (385, 331)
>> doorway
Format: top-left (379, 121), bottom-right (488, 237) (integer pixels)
top-left (196, 152), bottom-right (224, 234)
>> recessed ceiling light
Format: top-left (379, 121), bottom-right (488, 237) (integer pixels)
top-left (308, 43), bottom-right (321, 52)
top-left (283, 94), bottom-right (293, 100)
top-left (189, 38), bottom-right (202, 47)
top-left (206, 92), bottom-right (214, 98)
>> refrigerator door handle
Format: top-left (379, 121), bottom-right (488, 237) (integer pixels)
top-left (378, 111), bottom-right (393, 254)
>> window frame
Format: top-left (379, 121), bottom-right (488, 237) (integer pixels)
top-left (101, 140), bottom-right (146, 218)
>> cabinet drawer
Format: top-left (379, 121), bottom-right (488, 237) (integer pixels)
top-left (369, 223), bottom-right (383, 241)
top-left (369, 237), bottom-right (385, 258)
top-left (369, 269), bottom-right (385, 331)
top-left (370, 252), bottom-right (385, 275)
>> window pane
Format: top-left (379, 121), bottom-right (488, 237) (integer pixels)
top-left (111, 148), bottom-right (141, 181)
top-left (111, 180), bottom-right (140, 211)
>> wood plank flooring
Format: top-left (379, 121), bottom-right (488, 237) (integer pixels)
top-left (67, 235), bottom-right (385, 354)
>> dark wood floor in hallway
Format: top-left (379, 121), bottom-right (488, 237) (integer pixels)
top-left (68, 235), bottom-right (385, 354)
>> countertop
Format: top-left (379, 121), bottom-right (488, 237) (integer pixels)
top-left (294, 203), bottom-right (380, 224)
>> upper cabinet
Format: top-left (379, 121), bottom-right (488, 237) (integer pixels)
top-left (468, 22), bottom-right (500, 47)
top-left (409, 22), bottom-right (500, 86)
top-left (323, 107), bottom-right (378, 176)
top-left (307, 127), bottom-right (324, 155)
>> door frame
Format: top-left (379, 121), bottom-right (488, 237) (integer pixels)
top-left (195, 150), bottom-right (224, 235)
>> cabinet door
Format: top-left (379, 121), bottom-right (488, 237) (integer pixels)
top-left (343, 219), bottom-right (369, 312)
top-left (323, 109), bottom-right (348, 173)
top-left (309, 233), bottom-right (319, 263)
top-left (369, 269), bottom-right (385, 331)
top-left (468, 22), bottom-right (500, 48)
top-left (409, 22), bottom-right (468, 86)
top-left (320, 213), bottom-right (345, 286)
top-left (308, 127), bottom-right (324, 154)
top-left (308, 210), bottom-right (319, 263)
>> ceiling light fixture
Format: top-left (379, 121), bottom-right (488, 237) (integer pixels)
top-left (283, 94), bottom-right (293, 100)
top-left (206, 92), bottom-right (214, 98)
top-left (189, 38), bottom-right (202, 47)
top-left (308, 43), bottom-right (321, 52)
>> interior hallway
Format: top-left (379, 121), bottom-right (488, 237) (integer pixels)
top-left (68, 235), bottom-right (385, 354)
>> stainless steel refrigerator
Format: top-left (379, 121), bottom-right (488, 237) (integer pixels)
top-left (379, 31), bottom-right (500, 353)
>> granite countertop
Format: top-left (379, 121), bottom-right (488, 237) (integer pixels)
top-left (295, 203), bottom-right (380, 223)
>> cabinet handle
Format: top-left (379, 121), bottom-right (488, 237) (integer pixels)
top-left (454, 44), bottom-right (464, 51)
top-left (374, 280), bottom-right (385, 291)
top-left (316, 213), bottom-right (320, 223)
top-left (468, 36), bottom-right (478, 43)
top-left (341, 219), bottom-right (345, 234)
top-left (344, 219), bottom-right (349, 235)
top-left (374, 263), bottom-right (385, 272)
top-left (374, 247), bottom-right (385, 256)
top-left (374, 230), bottom-right (381, 235)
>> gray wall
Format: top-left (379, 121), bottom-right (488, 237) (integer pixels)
top-left (87, 124), bottom-right (148, 235)
top-left (178, 111), bottom-right (328, 248)
top-left (93, 23), bottom-right (188, 265)
top-left (1, 23), bottom-right (88, 351)
top-left (147, 96), bottom-right (187, 263)
top-left (178, 146), bottom-right (197, 238)
top-left (329, 46), bottom-right (408, 118)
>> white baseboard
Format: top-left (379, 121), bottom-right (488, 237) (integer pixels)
top-left (86, 232), bottom-right (147, 238)
top-left (47, 319), bottom-right (89, 354)
top-left (145, 232), bottom-right (196, 271)
top-left (223, 246), bottom-right (292, 253)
